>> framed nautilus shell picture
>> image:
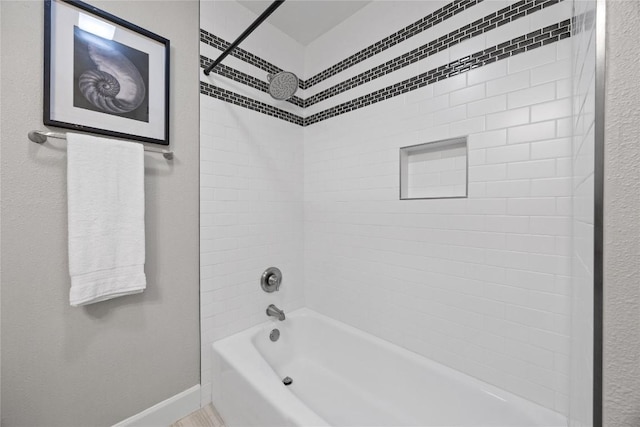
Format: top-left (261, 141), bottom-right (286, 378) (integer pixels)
top-left (44, 0), bottom-right (170, 145)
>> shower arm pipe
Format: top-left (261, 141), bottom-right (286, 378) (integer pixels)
top-left (203, 0), bottom-right (285, 76)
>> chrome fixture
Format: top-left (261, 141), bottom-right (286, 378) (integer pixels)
top-left (28, 130), bottom-right (174, 159)
top-left (261, 267), bottom-right (282, 293)
top-left (266, 304), bottom-right (285, 321)
top-left (267, 71), bottom-right (299, 100)
top-left (270, 328), bottom-right (280, 342)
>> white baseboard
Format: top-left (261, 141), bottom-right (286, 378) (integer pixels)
top-left (112, 385), bottom-right (201, 427)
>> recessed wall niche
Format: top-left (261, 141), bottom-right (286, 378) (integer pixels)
top-left (400, 137), bottom-right (468, 200)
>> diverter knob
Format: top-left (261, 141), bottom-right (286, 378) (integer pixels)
top-left (261, 267), bottom-right (282, 293)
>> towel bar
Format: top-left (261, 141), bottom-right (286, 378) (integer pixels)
top-left (28, 130), bottom-right (174, 160)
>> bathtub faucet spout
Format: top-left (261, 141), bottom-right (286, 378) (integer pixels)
top-left (266, 304), bottom-right (285, 321)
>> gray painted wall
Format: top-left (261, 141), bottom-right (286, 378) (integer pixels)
top-left (603, 1), bottom-right (640, 426)
top-left (0, 0), bottom-right (3, 420)
top-left (0, 1), bottom-right (200, 426)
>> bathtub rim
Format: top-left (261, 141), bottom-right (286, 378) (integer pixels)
top-left (211, 307), bottom-right (567, 427)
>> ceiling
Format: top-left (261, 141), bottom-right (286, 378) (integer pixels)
top-left (237, 0), bottom-right (372, 46)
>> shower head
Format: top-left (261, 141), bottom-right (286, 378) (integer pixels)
top-left (267, 71), bottom-right (299, 100)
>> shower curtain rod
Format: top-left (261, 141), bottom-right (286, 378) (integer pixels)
top-left (203, 0), bottom-right (285, 76)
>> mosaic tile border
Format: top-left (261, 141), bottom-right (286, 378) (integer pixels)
top-left (200, 29), bottom-right (282, 76)
top-left (201, 0), bottom-right (564, 109)
top-left (200, 19), bottom-right (572, 127)
top-left (571, 8), bottom-right (596, 35)
top-left (301, 0), bottom-right (484, 89)
top-left (200, 81), bottom-right (304, 126)
top-left (200, 0), bottom-right (482, 90)
top-left (304, 19), bottom-right (571, 125)
top-left (304, 0), bottom-right (563, 108)
top-left (199, 55), bottom-right (305, 108)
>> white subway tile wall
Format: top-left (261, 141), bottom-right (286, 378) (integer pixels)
top-left (199, 0), bottom-right (583, 417)
top-left (569, 0), bottom-right (597, 425)
top-left (199, 1), bottom-right (306, 405)
top-left (199, 96), bottom-right (306, 405)
top-left (304, 16), bottom-right (572, 416)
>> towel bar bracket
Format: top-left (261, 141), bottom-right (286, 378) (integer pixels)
top-left (28, 131), bottom-right (49, 144)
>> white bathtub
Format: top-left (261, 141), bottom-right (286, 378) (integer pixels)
top-left (211, 308), bottom-right (566, 427)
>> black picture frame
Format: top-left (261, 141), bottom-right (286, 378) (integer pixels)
top-left (44, 0), bottom-right (170, 145)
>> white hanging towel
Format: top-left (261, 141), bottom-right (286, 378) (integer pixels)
top-left (67, 133), bottom-right (146, 306)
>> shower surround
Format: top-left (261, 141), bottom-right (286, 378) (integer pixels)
top-left (200, 0), bottom-right (587, 420)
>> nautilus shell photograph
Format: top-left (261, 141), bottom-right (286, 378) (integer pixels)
top-left (73, 27), bottom-right (149, 122)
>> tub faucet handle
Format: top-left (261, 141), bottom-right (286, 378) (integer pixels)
top-left (268, 274), bottom-right (280, 287)
top-left (261, 267), bottom-right (282, 293)
top-left (266, 304), bottom-right (286, 321)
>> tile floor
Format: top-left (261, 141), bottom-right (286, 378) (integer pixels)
top-left (170, 403), bottom-right (225, 427)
